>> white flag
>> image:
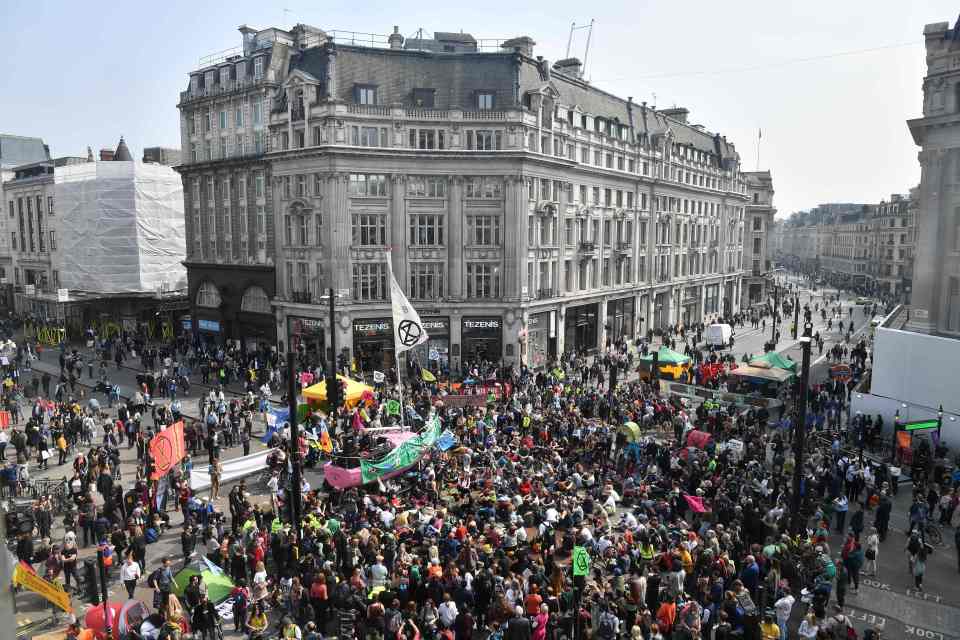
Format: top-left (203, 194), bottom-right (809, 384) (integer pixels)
top-left (387, 258), bottom-right (429, 354)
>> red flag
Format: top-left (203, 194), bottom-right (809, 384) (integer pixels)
top-left (684, 494), bottom-right (709, 513)
top-left (0, 411), bottom-right (10, 429)
top-left (149, 421), bottom-right (186, 480)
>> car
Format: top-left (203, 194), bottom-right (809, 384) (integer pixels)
top-left (853, 297), bottom-right (874, 305)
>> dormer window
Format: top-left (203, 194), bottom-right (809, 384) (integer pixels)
top-left (253, 57), bottom-right (264, 79)
top-left (413, 88), bottom-right (436, 108)
top-left (477, 92), bottom-right (495, 110)
top-left (204, 71), bottom-right (214, 88)
top-left (354, 84), bottom-right (378, 105)
top-left (220, 67), bottom-right (230, 86)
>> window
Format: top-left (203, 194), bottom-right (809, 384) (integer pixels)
top-left (467, 130), bottom-right (497, 150)
top-left (407, 176), bottom-right (446, 198)
top-left (348, 174), bottom-right (387, 197)
top-left (282, 176), bottom-right (291, 199)
top-left (753, 237), bottom-right (762, 255)
top-left (254, 173), bottom-right (264, 198)
top-left (352, 126), bottom-right (383, 147)
top-left (352, 263), bottom-right (387, 301)
top-left (313, 126), bottom-right (323, 146)
top-left (580, 148), bottom-right (588, 163)
top-left (256, 206), bottom-right (265, 234)
top-left (241, 286), bottom-right (271, 313)
top-left (219, 110), bottom-right (227, 129)
top-left (409, 129), bottom-right (445, 150)
top-left (296, 175), bottom-right (306, 197)
top-left (315, 213), bottom-right (323, 246)
top-left (466, 263), bottom-right (500, 298)
top-left (409, 214), bottom-right (444, 246)
top-left (355, 85), bottom-right (377, 105)
top-left (253, 57), bottom-right (263, 79)
top-left (234, 134), bottom-right (244, 156)
top-left (477, 92), bottom-right (495, 110)
top-left (464, 177), bottom-right (502, 199)
top-left (579, 185), bottom-right (587, 203)
top-left (252, 101), bottom-right (262, 125)
top-left (10, 233), bottom-right (16, 251)
top-left (220, 138), bottom-right (227, 159)
top-left (592, 187), bottom-right (600, 204)
top-left (196, 282), bottom-right (222, 308)
top-left (753, 217), bottom-right (762, 231)
top-left (204, 111), bottom-right (212, 132)
top-left (314, 173), bottom-right (324, 196)
top-left (352, 214), bottom-right (387, 246)
top-left (470, 215), bottom-right (501, 246)
top-left (298, 213), bottom-right (309, 245)
top-left (413, 88), bottom-right (435, 108)
top-left (235, 106), bottom-right (243, 128)
top-left (409, 262), bottom-right (444, 299)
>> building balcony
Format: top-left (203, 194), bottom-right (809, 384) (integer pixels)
top-left (290, 290), bottom-right (314, 304)
top-left (616, 241), bottom-right (632, 253)
top-left (578, 241), bottom-right (596, 254)
top-left (536, 288), bottom-right (558, 300)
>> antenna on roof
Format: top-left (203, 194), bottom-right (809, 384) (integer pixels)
top-left (566, 19), bottom-right (595, 76)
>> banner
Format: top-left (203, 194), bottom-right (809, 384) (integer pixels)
top-left (421, 368), bottom-right (436, 383)
top-left (0, 411), bottom-right (9, 429)
top-left (149, 421), bottom-right (186, 480)
top-left (386, 400), bottom-right (401, 416)
top-left (360, 418), bottom-right (441, 484)
top-left (12, 563), bottom-right (73, 613)
top-left (684, 494), bottom-right (709, 513)
top-left (190, 448), bottom-right (276, 490)
top-left (896, 430), bottom-right (911, 449)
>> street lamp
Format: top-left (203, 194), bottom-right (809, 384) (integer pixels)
top-left (790, 320), bottom-right (814, 536)
top-left (937, 404), bottom-right (944, 445)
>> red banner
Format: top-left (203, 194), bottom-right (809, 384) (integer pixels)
top-left (149, 420), bottom-right (186, 480)
top-left (0, 411), bottom-right (10, 429)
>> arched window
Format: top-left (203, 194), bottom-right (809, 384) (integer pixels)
top-left (196, 281), bottom-right (221, 308)
top-left (241, 286), bottom-right (271, 314)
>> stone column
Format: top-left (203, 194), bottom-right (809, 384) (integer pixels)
top-left (327, 172), bottom-right (351, 291)
top-left (448, 177), bottom-right (464, 299)
top-left (557, 183), bottom-right (571, 294)
top-left (598, 298), bottom-right (608, 350)
top-left (390, 174), bottom-right (407, 286)
top-left (504, 176), bottom-right (528, 300)
top-left (906, 148), bottom-right (944, 333)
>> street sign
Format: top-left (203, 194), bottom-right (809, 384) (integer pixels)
top-left (572, 546), bottom-right (590, 576)
top-left (904, 419), bottom-right (938, 432)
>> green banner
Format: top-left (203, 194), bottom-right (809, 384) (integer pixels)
top-left (572, 546), bottom-right (590, 576)
top-left (904, 419), bottom-right (938, 432)
top-left (360, 418), bottom-right (442, 483)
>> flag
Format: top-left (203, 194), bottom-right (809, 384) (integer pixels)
top-left (319, 428), bottom-right (333, 454)
top-left (149, 421), bottom-right (186, 480)
top-left (385, 399), bottom-right (401, 416)
top-left (386, 254), bottom-right (428, 354)
top-left (421, 368), bottom-right (436, 383)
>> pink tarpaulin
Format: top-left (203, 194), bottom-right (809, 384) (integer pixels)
top-left (684, 494), bottom-right (709, 513)
top-left (686, 430), bottom-right (711, 449)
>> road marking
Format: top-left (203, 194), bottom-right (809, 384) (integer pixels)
top-left (847, 607), bottom-right (886, 630)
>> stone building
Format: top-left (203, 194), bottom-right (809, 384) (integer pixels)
top-left (870, 192), bottom-right (915, 302)
top-left (177, 24), bottom-right (750, 371)
top-left (906, 18), bottom-right (960, 334)
top-left (741, 170), bottom-right (775, 307)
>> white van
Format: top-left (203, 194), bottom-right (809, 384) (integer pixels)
top-left (704, 323), bottom-right (733, 347)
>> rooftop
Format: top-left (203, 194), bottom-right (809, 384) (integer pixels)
top-left (0, 134), bottom-right (50, 170)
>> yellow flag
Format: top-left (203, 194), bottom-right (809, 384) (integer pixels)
top-left (319, 429), bottom-right (333, 454)
top-left (421, 368), bottom-right (437, 383)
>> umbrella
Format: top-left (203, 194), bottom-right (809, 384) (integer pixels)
top-left (749, 352), bottom-right (797, 373)
top-left (728, 365), bottom-right (792, 383)
top-left (172, 556), bottom-right (235, 603)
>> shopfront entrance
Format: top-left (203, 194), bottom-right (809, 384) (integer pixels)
top-left (527, 311), bottom-right (556, 369)
top-left (461, 316), bottom-right (503, 364)
top-left (291, 317), bottom-right (326, 366)
top-left (353, 318), bottom-right (394, 374)
top-left (564, 303), bottom-right (599, 354)
top-left (681, 286), bottom-right (701, 327)
top-left (409, 316), bottom-right (450, 377)
top-left (605, 297), bottom-right (635, 346)
top-left (654, 292), bottom-right (670, 329)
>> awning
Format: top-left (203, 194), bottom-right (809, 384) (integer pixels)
top-left (728, 365), bottom-right (793, 383)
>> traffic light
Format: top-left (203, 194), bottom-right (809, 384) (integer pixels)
top-left (327, 375), bottom-right (340, 412)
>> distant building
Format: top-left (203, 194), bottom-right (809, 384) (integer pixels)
top-left (0, 134), bottom-right (49, 305)
top-left (143, 147), bottom-right (182, 166)
top-left (741, 170), bottom-right (776, 307)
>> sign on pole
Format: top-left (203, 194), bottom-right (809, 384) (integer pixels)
top-left (572, 546), bottom-right (590, 577)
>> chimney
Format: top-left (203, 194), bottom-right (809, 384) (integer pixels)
top-left (501, 36), bottom-right (535, 57)
top-left (99, 148), bottom-right (115, 161)
top-left (238, 24), bottom-right (258, 56)
top-left (388, 25), bottom-right (404, 49)
top-left (660, 107), bottom-right (689, 124)
top-left (553, 57), bottom-right (582, 78)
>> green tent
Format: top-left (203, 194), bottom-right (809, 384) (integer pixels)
top-left (639, 347), bottom-right (691, 365)
top-left (749, 352), bottom-right (798, 373)
top-left (173, 556), bottom-right (235, 604)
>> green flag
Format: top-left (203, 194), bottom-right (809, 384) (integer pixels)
top-left (386, 399), bottom-right (401, 416)
top-left (360, 418), bottom-right (442, 484)
top-left (572, 546), bottom-right (590, 577)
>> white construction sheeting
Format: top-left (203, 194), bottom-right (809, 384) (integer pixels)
top-left (54, 161), bottom-right (185, 294)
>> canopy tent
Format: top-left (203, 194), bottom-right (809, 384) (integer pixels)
top-left (303, 375), bottom-right (375, 408)
top-left (728, 365), bottom-right (793, 383)
top-left (172, 556), bottom-right (235, 604)
top-left (639, 347), bottom-right (692, 364)
top-left (749, 352), bottom-right (798, 373)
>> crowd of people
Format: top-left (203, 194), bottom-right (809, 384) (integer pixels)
top-left (0, 280), bottom-right (950, 640)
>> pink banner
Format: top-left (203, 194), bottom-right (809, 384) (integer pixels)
top-left (684, 494), bottom-right (709, 513)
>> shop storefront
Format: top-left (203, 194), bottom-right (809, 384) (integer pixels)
top-left (527, 311), bottom-right (556, 369)
top-left (290, 317), bottom-right (326, 366)
top-left (461, 316), bottom-right (503, 363)
top-left (409, 316), bottom-right (450, 376)
top-left (605, 297), bottom-right (635, 345)
top-left (353, 318), bottom-right (394, 373)
top-left (681, 286), bottom-right (701, 326)
top-left (564, 303), bottom-right (599, 354)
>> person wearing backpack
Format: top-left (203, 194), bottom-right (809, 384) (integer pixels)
top-left (597, 603), bottom-right (620, 640)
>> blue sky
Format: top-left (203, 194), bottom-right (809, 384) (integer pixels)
top-left (0, 0), bottom-right (955, 215)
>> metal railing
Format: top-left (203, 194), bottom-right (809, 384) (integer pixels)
top-left (536, 288), bottom-right (557, 299)
top-left (578, 241), bottom-right (596, 253)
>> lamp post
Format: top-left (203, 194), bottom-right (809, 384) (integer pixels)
top-left (771, 284), bottom-right (779, 343)
top-left (892, 409), bottom-right (900, 465)
top-left (937, 404), bottom-right (944, 446)
top-left (285, 317), bottom-right (303, 549)
top-left (792, 294), bottom-right (800, 340)
top-left (790, 321), bottom-right (814, 536)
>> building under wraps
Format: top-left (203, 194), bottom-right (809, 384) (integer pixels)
top-left (54, 154), bottom-right (186, 294)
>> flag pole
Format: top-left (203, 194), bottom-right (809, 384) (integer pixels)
top-left (386, 249), bottom-right (406, 432)
top-left (756, 127), bottom-right (761, 171)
